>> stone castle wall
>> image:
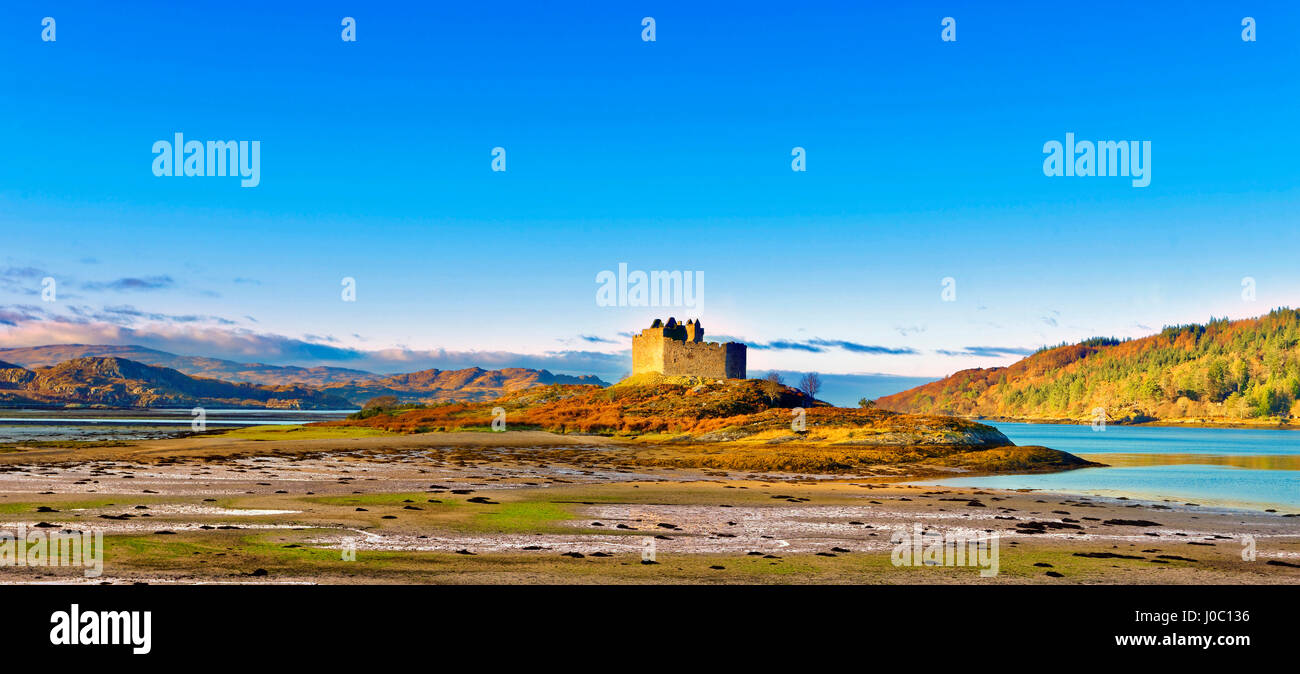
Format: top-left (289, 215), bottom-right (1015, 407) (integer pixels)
top-left (723, 342), bottom-right (746, 379)
top-left (631, 333), bottom-right (666, 375)
top-left (660, 339), bottom-right (732, 379)
top-left (631, 321), bottom-right (746, 379)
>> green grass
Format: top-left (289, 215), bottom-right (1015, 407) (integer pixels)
top-left (106, 531), bottom-right (411, 573)
top-left (97, 530), bottom-right (874, 582)
top-left (76, 526), bottom-right (1234, 584)
top-left (0, 496), bottom-right (164, 515)
top-left (466, 501), bottom-right (576, 533)
top-left (109, 534), bottom-right (220, 562)
top-left (302, 492), bottom-right (461, 508)
top-left (217, 425), bottom-right (394, 441)
top-left (302, 492), bottom-right (577, 533)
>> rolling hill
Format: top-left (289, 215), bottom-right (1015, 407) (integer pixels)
top-left (0, 356), bottom-right (354, 409)
top-left (0, 345), bottom-right (609, 404)
top-left (319, 367), bottom-right (608, 404)
top-left (877, 309), bottom-right (1300, 425)
top-left (328, 374), bottom-right (1091, 474)
top-left (0, 345), bottom-right (375, 387)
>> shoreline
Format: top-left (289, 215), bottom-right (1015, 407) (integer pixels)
top-left (0, 427), bottom-right (1093, 476)
top-left (1, 473), bottom-right (1295, 585)
top-left (3, 427), bottom-right (1291, 514)
top-left (903, 476), bottom-right (1299, 517)
top-left (0, 431), bottom-right (1296, 584)
top-left (971, 415), bottom-right (1300, 431)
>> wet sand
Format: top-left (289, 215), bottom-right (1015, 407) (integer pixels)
top-left (0, 431), bottom-right (1297, 584)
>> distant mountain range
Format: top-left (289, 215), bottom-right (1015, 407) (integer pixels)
top-left (877, 309), bottom-right (1300, 425)
top-left (0, 345), bottom-right (610, 408)
top-left (0, 345), bottom-right (376, 387)
top-left (0, 357), bottom-right (353, 409)
top-left (319, 367), bottom-right (609, 404)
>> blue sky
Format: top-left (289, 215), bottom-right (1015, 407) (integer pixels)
top-left (1, 1), bottom-right (1298, 404)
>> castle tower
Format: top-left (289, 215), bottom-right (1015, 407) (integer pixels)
top-left (685, 319), bottom-right (703, 342)
top-left (630, 318), bottom-right (746, 379)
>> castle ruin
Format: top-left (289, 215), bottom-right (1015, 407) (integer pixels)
top-left (631, 318), bottom-right (746, 379)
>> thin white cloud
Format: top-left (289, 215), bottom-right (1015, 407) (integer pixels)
top-left (0, 309), bottom-right (628, 380)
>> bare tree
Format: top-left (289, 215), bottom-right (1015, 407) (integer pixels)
top-left (798, 372), bottom-right (822, 403)
top-left (764, 371), bottom-right (784, 385)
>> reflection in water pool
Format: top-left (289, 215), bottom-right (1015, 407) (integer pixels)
top-left (0, 409), bottom-right (356, 443)
top-left (914, 422), bottom-right (1300, 512)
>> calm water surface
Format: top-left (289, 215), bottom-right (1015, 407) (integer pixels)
top-left (0, 408), bottom-right (356, 442)
top-left (912, 422), bottom-right (1300, 512)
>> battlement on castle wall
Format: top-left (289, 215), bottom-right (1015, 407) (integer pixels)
top-left (631, 318), bottom-right (746, 379)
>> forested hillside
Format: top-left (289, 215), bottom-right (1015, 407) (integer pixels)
top-left (877, 309), bottom-right (1300, 424)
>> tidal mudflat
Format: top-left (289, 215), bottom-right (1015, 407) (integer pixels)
top-left (1, 429), bottom-right (1297, 585)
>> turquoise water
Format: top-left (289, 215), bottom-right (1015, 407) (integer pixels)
top-left (913, 422), bottom-right (1300, 512)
